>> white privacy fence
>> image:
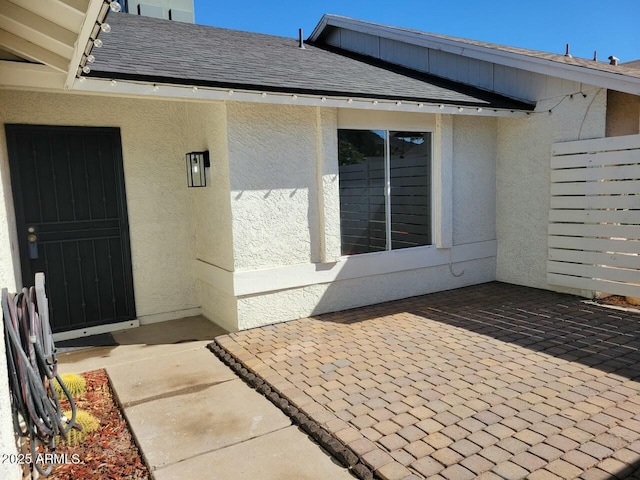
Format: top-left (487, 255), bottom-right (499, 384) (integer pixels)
top-left (548, 134), bottom-right (640, 298)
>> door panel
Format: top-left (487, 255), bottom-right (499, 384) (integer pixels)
top-left (6, 125), bottom-right (136, 333)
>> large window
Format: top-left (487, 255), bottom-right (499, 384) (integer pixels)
top-left (338, 129), bottom-right (432, 255)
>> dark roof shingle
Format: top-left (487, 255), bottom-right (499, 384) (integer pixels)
top-left (89, 13), bottom-right (533, 110)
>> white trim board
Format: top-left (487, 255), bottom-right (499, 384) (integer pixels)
top-left (136, 307), bottom-right (202, 325)
top-left (53, 318), bottom-right (139, 342)
top-left (0, 60), bottom-right (66, 89)
top-left (69, 78), bottom-right (530, 117)
top-left (196, 240), bottom-right (496, 297)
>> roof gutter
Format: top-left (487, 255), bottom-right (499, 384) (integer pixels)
top-left (311, 15), bottom-right (640, 96)
top-left (72, 77), bottom-right (531, 118)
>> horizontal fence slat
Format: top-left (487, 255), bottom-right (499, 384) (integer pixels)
top-left (551, 164), bottom-right (640, 182)
top-left (547, 273), bottom-right (640, 297)
top-left (549, 209), bottom-right (640, 224)
top-left (552, 134), bottom-right (640, 156)
top-left (391, 223), bottom-right (430, 235)
top-left (548, 235), bottom-right (640, 255)
top-left (549, 248), bottom-right (640, 269)
top-left (550, 195), bottom-right (640, 209)
top-left (548, 223), bottom-right (640, 240)
top-left (551, 180), bottom-right (640, 196)
top-left (390, 186), bottom-right (429, 196)
top-left (551, 149), bottom-right (640, 169)
top-left (547, 260), bottom-right (640, 284)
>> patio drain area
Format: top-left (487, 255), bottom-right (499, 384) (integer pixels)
top-left (216, 282), bottom-right (640, 480)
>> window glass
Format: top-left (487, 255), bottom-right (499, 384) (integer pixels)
top-left (389, 132), bottom-right (432, 250)
top-left (338, 130), bottom-right (386, 255)
top-left (338, 129), bottom-right (432, 255)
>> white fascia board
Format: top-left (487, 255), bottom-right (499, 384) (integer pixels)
top-left (311, 15), bottom-right (640, 96)
top-left (71, 77), bottom-right (529, 117)
top-left (0, 28), bottom-right (68, 72)
top-left (64, 0), bottom-right (107, 89)
top-left (0, 61), bottom-right (66, 89)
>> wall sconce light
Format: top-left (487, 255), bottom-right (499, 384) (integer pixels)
top-left (186, 151), bottom-right (210, 187)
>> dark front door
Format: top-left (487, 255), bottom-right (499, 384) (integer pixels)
top-left (6, 125), bottom-right (136, 333)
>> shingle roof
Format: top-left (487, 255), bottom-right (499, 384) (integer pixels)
top-left (315, 15), bottom-right (640, 81)
top-left (89, 13), bottom-right (533, 111)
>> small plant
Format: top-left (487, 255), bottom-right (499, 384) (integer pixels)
top-left (53, 373), bottom-right (86, 399)
top-left (60, 410), bottom-right (99, 446)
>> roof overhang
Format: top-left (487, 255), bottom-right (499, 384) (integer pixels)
top-left (0, 0), bottom-right (107, 91)
top-left (310, 15), bottom-right (640, 96)
top-left (72, 77), bottom-right (531, 117)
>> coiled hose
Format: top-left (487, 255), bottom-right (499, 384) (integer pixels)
top-left (3, 278), bottom-right (77, 477)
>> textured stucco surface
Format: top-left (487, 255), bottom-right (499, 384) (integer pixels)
top-left (317, 108), bottom-right (341, 262)
top-left (229, 106), bottom-right (500, 329)
top-left (227, 102), bottom-right (322, 271)
top-left (606, 90), bottom-right (640, 137)
top-left (236, 257), bottom-right (495, 330)
top-left (197, 279), bottom-right (237, 333)
top-left (187, 102), bottom-right (234, 272)
top-left (0, 91), bottom-right (208, 321)
top-left (0, 102), bottom-right (19, 292)
top-left (452, 115), bottom-right (497, 245)
top-left (496, 86), bottom-right (606, 291)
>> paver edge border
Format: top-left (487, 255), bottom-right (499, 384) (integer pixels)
top-left (207, 340), bottom-right (378, 480)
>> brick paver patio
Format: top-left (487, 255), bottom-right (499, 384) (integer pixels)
top-left (216, 282), bottom-right (640, 479)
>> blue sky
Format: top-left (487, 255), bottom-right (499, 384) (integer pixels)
top-left (194, 0), bottom-right (640, 64)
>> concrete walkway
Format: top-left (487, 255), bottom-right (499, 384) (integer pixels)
top-left (217, 283), bottom-right (640, 480)
top-left (58, 316), bottom-right (353, 479)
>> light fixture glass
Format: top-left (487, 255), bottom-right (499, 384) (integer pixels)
top-left (100, 23), bottom-right (111, 33)
top-left (82, 65), bottom-right (91, 74)
top-left (109, 1), bottom-right (121, 12)
top-left (186, 151), bottom-right (210, 187)
top-left (93, 38), bottom-right (103, 48)
top-left (87, 54), bottom-right (95, 63)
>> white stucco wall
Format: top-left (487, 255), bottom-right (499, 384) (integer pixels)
top-left (496, 86), bottom-right (607, 291)
top-left (452, 115), bottom-right (497, 245)
top-left (224, 106), bottom-right (498, 329)
top-left (237, 257), bottom-right (495, 329)
top-left (185, 102), bottom-right (237, 331)
top-left (226, 102), bottom-right (325, 271)
top-left (0, 90), bottom-right (212, 324)
top-left (188, 102), bottom-right (234, 271)
top-left (0, 100), bottom-right (19, 292)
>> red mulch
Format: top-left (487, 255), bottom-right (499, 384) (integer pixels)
top-left (600, 295), bottom-right (640, 310)
top-left (48, 369), bottom-right (150, 479)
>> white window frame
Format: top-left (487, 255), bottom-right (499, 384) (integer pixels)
top-left (337, 129), bottom-right (434, 254)
top-left (336, 109), bottom-right (452, 260)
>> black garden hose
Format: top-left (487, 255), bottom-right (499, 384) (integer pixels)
top-left (3, 279), bottom-right (77, 477)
